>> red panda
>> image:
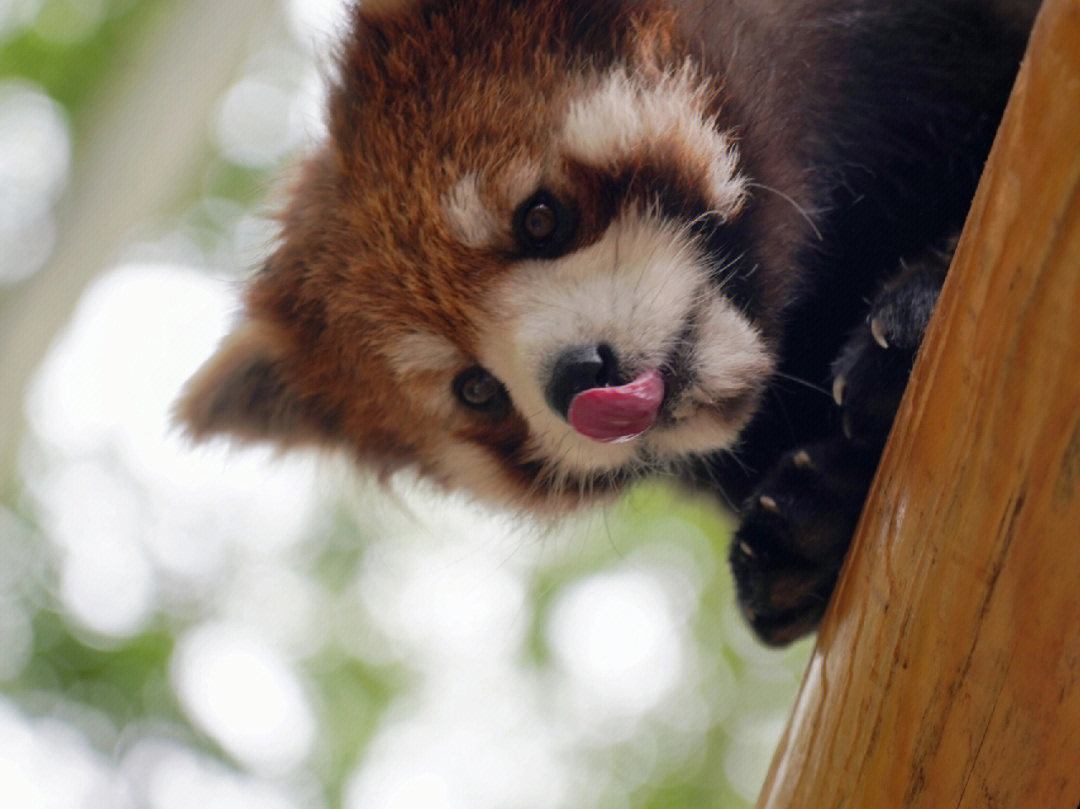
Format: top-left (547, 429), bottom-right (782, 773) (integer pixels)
top-left (177, 0), bottom-right (1038, 644)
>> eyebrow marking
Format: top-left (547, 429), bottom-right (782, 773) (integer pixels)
top-left (443, 173), bottom-right (503, 250)
top-left (385, 330), bottom-right (465, 376)
top-left (561, 65), bottom-right (747, 218)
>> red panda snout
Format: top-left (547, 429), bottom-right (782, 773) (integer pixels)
top-left (544, 344), bottom-right (621, 419)
top-left (476, 207), bottom-right (774, 485)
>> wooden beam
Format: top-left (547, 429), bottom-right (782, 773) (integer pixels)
top-left (756, 0), bottom-right (1080, 806)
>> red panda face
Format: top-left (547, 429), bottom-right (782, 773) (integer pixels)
top-left (177, 0), bottom-right (775, 512)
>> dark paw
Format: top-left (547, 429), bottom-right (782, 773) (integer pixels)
top-left (832, 264), bottom-right (945, 446)
top-left (731, 437), bottom-right (879, 645)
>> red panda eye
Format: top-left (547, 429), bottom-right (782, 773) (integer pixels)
top-left (453, 367), bottom-right (509, 414)
top-left (513, 191), bottom-right (576, 258)
top-left (524, 203), bottom-right (557, 240)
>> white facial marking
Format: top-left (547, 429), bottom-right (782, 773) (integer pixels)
top-left (693, 295), bottom-right (774, 397)
top-left (443, 173), bottom-right (504, 250)
top-left (479, 210), bottom-right (772, 480)
top-left (645, 292), bottom-right (772, 458)
top-left (431, 441), bottom-right (521, 505)
top-left (443, 159), bottom-right (545, 251)
top-left (561, 65), bottom-right (747, 218)
top-left (382, 331), bottom-right (466, 418)
top-left (480, 213), bottom-right (693, 477)
top-left (384, 330), bottom-right (464, 376)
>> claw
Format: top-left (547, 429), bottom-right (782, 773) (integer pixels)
top-left (870, 317), bottom-right (889, 349)
top-left (793, 450), bottom-right (813, 469)
top-left (843, 411), bottom-right (854, 440)
top-left (759, 495), bottom-right (778, 512)
top-left (833, 375), bottom-right (846, 406)
top-left (739, 540), bottom-right (756, 558)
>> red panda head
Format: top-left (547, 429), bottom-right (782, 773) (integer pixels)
top-left (177, 0), bottom-right (775, 512)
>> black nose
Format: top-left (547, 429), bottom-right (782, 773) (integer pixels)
top-left (545, 344), bottom-right (620, 419)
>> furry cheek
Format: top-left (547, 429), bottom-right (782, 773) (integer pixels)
top-left (691, 297), bottom-right (774, 401)
top-left (424, 440), bottom-right (527, 507)
top-left (648, 294), bottom-right (773, 456)
top-left (643, 300), bottom-right (773, 457)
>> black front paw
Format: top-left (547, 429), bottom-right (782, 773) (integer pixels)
top-left (832, 261), bottom-right (947, 446)
top-left (731, 437), bottom-right (879, 645)
top-left (731, 497), bottom-right (837, 645)
top-left (731, 244), bottom-right (954, 645)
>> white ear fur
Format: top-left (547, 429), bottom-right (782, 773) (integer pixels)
top-left (174, 319), bottom-right (324, 445)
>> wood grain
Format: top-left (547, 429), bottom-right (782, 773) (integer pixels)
top-left (756, 0), bottom-right (1080, 806)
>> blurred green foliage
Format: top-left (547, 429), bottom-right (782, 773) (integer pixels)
top-left (0, 0), bottom-right (167, 114)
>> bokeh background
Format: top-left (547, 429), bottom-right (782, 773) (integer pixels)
top-left (0, 1), bottom-right (813, 807)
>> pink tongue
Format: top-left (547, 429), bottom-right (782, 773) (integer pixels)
top-left (567, 369), bottom-right (665, 443)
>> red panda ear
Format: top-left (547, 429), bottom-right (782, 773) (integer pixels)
top-left (175, 319), bottom-right (329, 447)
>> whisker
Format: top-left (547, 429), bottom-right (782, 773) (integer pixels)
top-left (745, 181), bottom-right (824, 242)
top-left (770, 370), bottom-right (832, 399)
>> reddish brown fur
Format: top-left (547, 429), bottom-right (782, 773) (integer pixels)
top-left (178, 0), bottom-right (698, 498)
